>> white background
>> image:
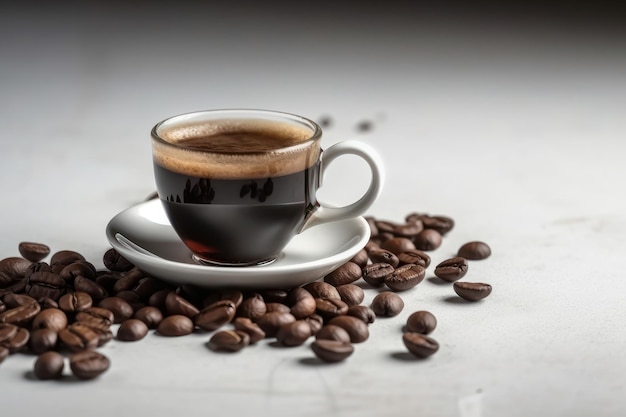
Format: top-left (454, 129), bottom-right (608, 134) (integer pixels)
top-left (1, 2), bottom-right (625, 416)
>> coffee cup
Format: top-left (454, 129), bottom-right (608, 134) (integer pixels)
top-left (151, 109), bottom-right (383, 266)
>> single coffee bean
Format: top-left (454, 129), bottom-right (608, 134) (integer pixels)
top-left (364, 216), bottom-right (379, 236)
top-left (73, 276), bottom-right (108, 301)
top-left (304, 314), bottom-right (324, 335)
top-left (157, 315), bottom-right (194, 336)
top-left (175, 284), bottom-right (205, 308)
top-left (311, 339), bottom-right (354, 363)
top-left (102, 248), bottom-right (134, 272)
top-left (28, 328), bottom-right (58, 354)
top-left (397, 250), bottom-right (431, 268)
top-left (276, 320), bottom-right (311, 346)
top-left (327, 315), bottom-right (369, 343)
top-left (368, 249), bottom-right (400, 268)
top-left (0, 323), bottom-right (18, 345)
top-left (3, 293), bottom-right (37, 308)
top-left (260, 289), bottom-right (288, 304)
top-left (113, 268), bottom-right (145, 293)
top-left (362, 263), bottom-right (394, 287)
top-left (0, 345), bottom-right (8, 363)
top-left (58, 292), bottom-right (93, 313)
top-left (302, 282), bottom-right (341, 300)
top-left (207, 330), bottom-right (250, 352)
top-left (393, 220), bottom-right (424, 238)
top-left (0, 257), bottom-right (32, 278)
top-left (148, 289), bottom-right (172, 310)
top-left (59, 261), bottom-right (96, 282)
top-left (70, 350), bottom-right (110, 379)
top-left (371, 292), bottom-right (404, 317)
top-left (458, 241), bottom-right (491, 260)
top-left (25, 271), bottom-right (65, 301)
top-left (265, 302), bottom-right (291, 314)
top-left (364, 240), bottom-right (380, 253)
top-left (385, 264), bottom-right (425, 291)
top-left (232, 317), bottom-right (265, 343)
top-left (453, 282), bottom-right (492, 301)
top-left (346, 305), bottom-right (376, 324)
top-left (315, 298), bottom-right (348, 321)
top-left (420, 215), bottom-right (455, 235)
top-left (34, 351), bottom-right (65, 380)
top-left (256, 311), bottom-right (296, 338)
top-left (2, 327), bottom-right (29, 353)
top-left (165, 292), bottom-right (200, 318)
top-left (335, 284), bottom-right (364, 306)
top-left (24, 261), bottom-right (51, 280)
top-left (3, 277), bottom-right (27, 294)
top-left (405, 311), bottom-right (437, 334)
top-left (117, 318), bottom-right (149, 342)
top-left (434, 257), bottom-right (469, 282)
top-left (0, 273), bottom-right (12, 289)
top-left (350, 249), bottom-right (369, 268)
top-left (133, 306), bottom-right (163, 329)
top-left (324, 262), bottom-right (362, 287)
top-left (98, 297), bottom-right (134, 323)
top-left (50, 250), bottom-right (85, 267)
top-left (315, 324), bottom-right (351, 344)
top-left (59, 322), bottom-right (99, 352)
top-left (237, 293), bottom-right (267, 321)
top-left (374, 220), bottom-right (397, 235)
top-left (75, 307), bottom-right (114, 330)
top-left (286, 288), bottom-right (316, 320)
top-left (18, 242), bottom-right (50, 263)
top-left (381, 237), bottom-right (416, 255)
top-left (92, 327), bottom-right (114, 347)
top-left (402, 332), bottom-right (439, 358)
top-left (133, 277), bottom-right (168, 301)
top-left (0, 302), bottom-right (41, 326)
top-left (38, 297), bottom-right (59, 310)
top-left (218, 289), bottom-right (244, 309)
top-left (32, 308), bottom-right (68, 332)
top-left (194, 300), bottom-right (237, 331)
top-left (412, 229), bottom-right (442, 251)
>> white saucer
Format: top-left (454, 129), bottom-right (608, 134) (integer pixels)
top-left (105, 199), bottom-right (370, 289)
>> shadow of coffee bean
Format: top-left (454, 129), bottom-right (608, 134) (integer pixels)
top-left (298, 357), bottom-right (338, 367)
top-left (389, 351), bottom-right (421, 361)
top-left (427, 277), bottom-right (451, 286)
top-left (441, 295), bottom-right (470, 304)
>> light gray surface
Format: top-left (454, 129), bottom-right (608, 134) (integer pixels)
top-left (1, 3), bottom-right (625, 416)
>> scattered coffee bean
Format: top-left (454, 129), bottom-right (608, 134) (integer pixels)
top-left (98, 297), bottom-right (133, 323)
top-left (402, 332), bottom-right (439, 358)
top-left (336, 284), bottom-right (364, 306)
top-left (381, 237), bottom-right (416, 255)
top-left (113, 268), bottom-right (144, 293)
top-left (117, 319), bottom-right (149, 342)
top-left (265, 302), bottom-right (291, 314)
top-left (385, 263), bottom-right (425, 291)
top-left (458, 241), bottom-right (491, 260)
top-left (38, 297), bottom-right (59, 310)
top-left (256, 311), bottom-right (295, 338)
top-left (73, 276), bottom-right (108, 301)
top-left (59, 261), bottom-right (96, 282)
top-left (0, 257), bottom-right (32, 278)
top-left (59, 322), bottom-right (99, 352)
top-left (34, 351), bottom-right (65, 380)
top-left (31, 308), bottom-right (68, 332)
top-left (327, 316), bottom-right (369, 343)
top-left (371, 292), bottom-right (404, 317)
top-left (165, 292), bottom-right (200, 318)
top-left (157, 315), bottom-right (194, 337)
top-left (75, 307), bottom-right (114, 330)
top-left (350, 249), bottom-right (369, 268)
top-left (276, 320), bottom-right (311, 346)
top-left (324, 262), bottom-right (362, 286)
top-left (315, 298), bottom-right (349, 321)
top-left (3, 293), bottom-right (37, 308)
top-left (286, 288), bottom-right (316, 320)
top-left (0, 302), bottom-right (41, 326)
top-left (302, 282), bottom-right (341, 300)
top-left (397, 250), bottom-right (431, 268)
top-left (317, 115), bottom-right (333, 128)
top-left (405, 311), bottom-right (437, 334)
top-left (393, 221), bottom-right (424, 238)
top-left (233, 317), bottom-right (265, 343)
top-left (148, 289), bottom-right (172, 310)
top-left (28, 328), bottom-right (58, 354)
top-left (18, 242), bottom-right (50, 263)
top-left (346, 305), bottom-right (376, 324)
top-left (260, 289), bottom-right (288, 304)
top-left (50, 250), bottom-right (85, 267)
top-left (356, 120), bottom-right (373, 132)
top-left (362, 263), bottom-right (394, 287)
top-left (207, 330), bottom-right (250, 352)
top-left (453, 282), bottom-right (492, 301)
top-left (102, 248), bottom-right (134, 272)
top-left (218, 289), bottom-right (244, 309)
top-left (194, 300), bottom-right (236, 331)
top-left (25, 271), bottom-right (65, 301)
top-left (412, 229), bottom-right (443, 251)
top-left (70, 350), bottom-right (110, 379)
top-left (133, 306), bottom-right (163, 329)
top-left (315, 325), bottom-right (351, 343)
top-left (58, 292), bottom-right (93, 313)
top-left (434, 257), bottom-right (469, 282)
top-left (0, 346), bottom-right (8, 363)
top-left (311, 339), bottom-right (354, 363)
top-left (368, 249), bottom-right (400, 268)
top-left (304, 314), bottom-right (324, 335)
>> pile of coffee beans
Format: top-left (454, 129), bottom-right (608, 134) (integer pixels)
top-left (0, 211), bottom-right (492, 379)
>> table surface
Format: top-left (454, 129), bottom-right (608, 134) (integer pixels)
top-left (1, 3), bottom-right (625, 417)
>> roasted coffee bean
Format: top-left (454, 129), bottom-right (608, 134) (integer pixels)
top-left (32, 308), bottom-right (68, 332)
top-left (304, 314), bottom-right (324, 335)
top-left (364, 240), bottom-right (380, 253)
top-left (38, 297), bottom-right (59, 310)
top-left (25, 271), bottom-right (65, 301)
top-left (0, 272), bottom-right (12, 288)
top-left (350, 249), bottom-right (369, 268)
top-left (302, 282), bottom-right (341, 300)
top-left (133, 306), bottom-right (163, 329)
top-left (218, 289), bottom-right (244, 309)
top-left (315, 298), bottom-right (348, 321)
top-left (237, 293), bottom-right (267, 321)
top-left (207, 330), bottom-right (250, 352)
top-left (403, 332), bottom-right (439, 358)
top-left (232, 317), bottom-right (265, 343)
top-left (113, 268), bottom-right (145, 293)
top-left (453, 282), bottom-right (492, 301)
top-left (0, 257), bottom-right (32, 278)
top-left (75, 307), bottom-right (114, 330)
top-left (34, 351), bottom-right (65, 380)
top-left (157, 315), bottom-right (194, 336)
top-left (362, 263), bottom-right (394, 287)
top-left (0, 299), bottom-right (5, 314)
top-left (92, 327), bottom-right (114, 347)
top-left (73, 276), bottom-right (108, 301)
top-left (148, 289), bottom-right (172, 310)
top-left (0, 346), bottom-right (8, 363)
top-left (405, 311), bottom-right (437, 335)
top-left (97, 297), bottom-right (133, 323)
top-left (0, 302), bottom-right (41, 326)
top-left (397, 250), bottom-right (431, 268)
top-left (58, 292), bottom-right (93, 313)
top-left (364, 216), bottom-right (379, 236)
top-left (420, 215), bottom-right (455, 235)
top-left (94, 273), bottom-right (119, 293)
top-left (175, 284), bottom-right (205, 308)
top-left (317, 115), bottom-right (333, 127)
top-left (103, 248), bottom-right (134, 272)
top-left (371, 292), bottom-right (404, 317)
top-left (381, 237), bottom-right (416, 255)
top-left (346, 305), bottom-right (376, 324)
top-left (50, 250), bottom-right (85, 267)
top-left (28, 328), bottom-right (58, 354)
top-left (3, 277), bottom-right (27, 294)
top-left (311, 339), bottom-right (354, 363)
top-left (3, 293), bottom-right (37, 308)
top-left (133, 277), bottom-right (168, 301)
top-left (368, 249), bottom-right (400, 268)
top-left (49, 262), bottom-right (65, 275)
top-left (0, 323), bottom-right (18, 345)
top-left (24, 262), bottom-right (52, 280)
top-left (6, 327), bottom-right (28, 353)
top-left (256, 311), bottom-right (296, 337)
top-left (374, 220), bottom-right (396, 235)
top-left (324, 262), bottom-right (362, 287)
top-left (265, 302), bottom-right (291, 314)
top-left (434, 257), bottom-right (469, 282)
top-left (194, 300), bottom-right (236, 331)
top-left (60, 261), bottom-right (96, 282)
top-left (286, 288), bottom-right (316, 320)
top-left (59, 322), bottom-right (99, 352)
top-left (315, 324), bottom-right (351, 343)
top-left (260, 289), bottom-right (288, 304)
top-left (385, 264), bottom-right (425, 291)
top-left (276, 320), bottom-right (311, 346)
top-left (165, 292), bottom-right (200, 318)
top-left (117, 319), bottom-right (149, 342)
top-left (70, 350), bottom-right (110, 380)
top-left (327, 315), bottom-right (369, 343)
top-left (458, 241), bottom-right (491, 260)
top-left (18, 242), bottom-right (50, 263)
top-left (412, 229), bottom-right (442, 251)
top-left (335, 284), bottom-right (364, 306)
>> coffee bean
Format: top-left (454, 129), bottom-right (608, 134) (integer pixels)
top-left (346, 305), bottom-right (376, 324)
top-left (102, 248), bottom-right (134, 272)
top-left (368, 249), bottom-right (399, 268)
top-left (0, 257), bottom-right (32, 278)
top-left (356, 120), bottom-right (373, 132)
top-left (421, 215), bottom-right (455, 235)
top-left (92, 327), bottom-right (114, 347)
top-left (304, 314), bottom-right (324, 335)
top-left (28, 328), bottom-right (58, 354)
top-left (405, 311), bottom-right (437, 334)
top-left (412, 229), bottom-right (442, 251)
top-left (69, 350), bottom-right (110, 380)
top-left (381, 237), bottom-right (416, 255)
top-left (59, 322), bottom-right (99, 352)
top-left (434, 257), bottom-right (469, 282)
top-left (371, 292), bottom-right (404, 317)
top-left (237, 293), bottom-right (267, 321)
top-left (317, 115), bottom-right (333, 127)
top-left (350, 249), bottom-right (369, 268)
top-left (0, 302), bottom-right (41, 326)
top-left (24, 261), bottom-right (51, 280)
top-left (276, 320), bottom-right (311, 346)
top-left (31, 308), bottom-right (68, 332)
top-left (260, 289), bottom-right (288, 304)
top-left (336, 284), bottom-right (364, 306)
top-left (117, 319), bottom-right (149, 342)
top-left (25, 271), bottom-right (65, 301)
top-left (374, 220), bottom-right (396, 235)
top-left (157, 315), bottom-right (194, 336)
top-left (311, 339), bottom-right (354, 363)
top-left (18, 242), bottom-right (50, 263)
top-left (286, 288), bottom-right (316, 320)
top-left (232, 317), bottom-right (265, 343)
top-left (362, 263), bottom-right (394, 287)
top-left (194, 300), bottom-right (236, 331)
top-left (265, 302), bottom-right (291, 314)
top-left (148, 289), bottom-right (172, 310)
top-left (0, 346), bottom-right (8, 363)
top-left (0, 272), bottom-right (12, 289)
top-left (315, 298), bottom-right (348, 321)
top-left (165, 292), bottom-right (200, 318)
top-left (218, 289), bottom-right (244, 309)
top-left (59, 261), bottom-right (96, 282)
top-left (365, 216), bottom-right (379, 236)
top-left (38, 297), bottom-right (59, 310)
top-left (113, 268), bottom-right (145, 293)
top-left (133, 277), bottom-right (168, 301)
top-left (453, 282), bottom-right (492, 301)
top-left (402, 332), bottom-right (439, 358)
top-left (4, 327), bottom-right (29, 353)
top-left (75, 307), bottom-right (114, 330)
top-left (324, 262), bottom-right (362, 286)
top-left (98, 297), bottom-right (133, 323)
top-left (397, 250), bottom-right (431, 268)
top-left (3, 293), bottom-right (37, 308)
top-left (256, 311), bottom-right (296, 337)
top-left (315, 325), bottom-right (351, 343)
top-left (34, 351), bottom-right (65, 380)
top-left (302, 282), bottom-right (341, 300)
top-left (50, 250), bottom-right (85, 267)
top-left (327, 316), bottom-right (369, 343)
top-left (133, 306), bottom-right (163, 329)
top-left (0, 323), bottom-right (18, 345)
top-left (73, 276), bottom-right (108, 301)
top-left (58, 292), bottom-right (93, 313)
top-left (207, 330), bottom-right (250, 352)
top-left (385, 264), bottom-right (425, 291)
top-left (457, 241), bottom-right (491, 260)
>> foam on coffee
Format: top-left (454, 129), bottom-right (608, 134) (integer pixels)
top-left (152, 118), bottom-right (320, 179)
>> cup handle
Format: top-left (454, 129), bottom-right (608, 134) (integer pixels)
top-left (301, 140), bottom-right (384, 232)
